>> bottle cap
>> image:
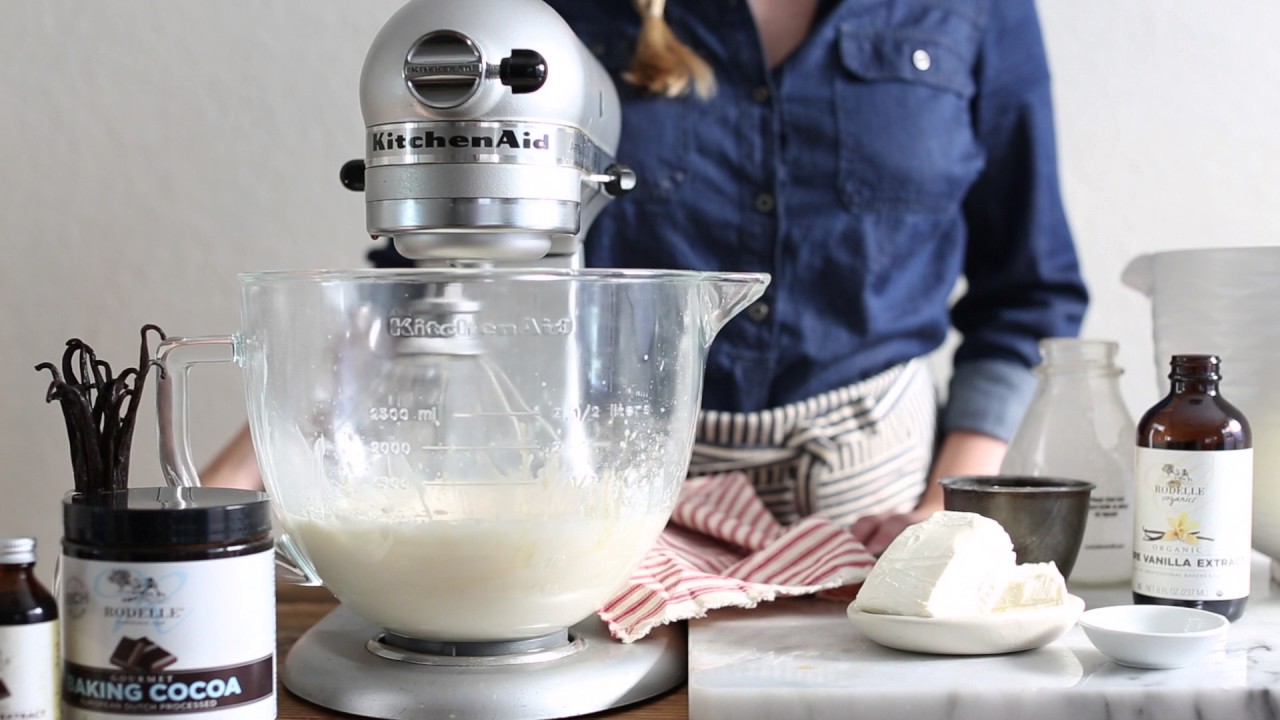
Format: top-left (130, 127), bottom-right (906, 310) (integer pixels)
top-left (0, 536), bottom-right (37, 565)
top-left (1169, 354), bottom-right (1221, 381)
top-left (63, 487), bottom-right (272, 548)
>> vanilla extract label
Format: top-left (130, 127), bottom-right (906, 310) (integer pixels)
top-left (1133, 447), bottom-right (1253, 601)
top-left (0, 623), bottom-right (59, 719)
top-left (1135, 554), bottom-right (1247, 569)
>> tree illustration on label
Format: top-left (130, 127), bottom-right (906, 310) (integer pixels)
top-left (0, 677), bottom-right (9, 699)
top-left (107, 569), bottom-right (167, 603)
top-left (1161, 463), bottom-right (1190, 490)
top-left (0, 648), bottom-right (9, 699)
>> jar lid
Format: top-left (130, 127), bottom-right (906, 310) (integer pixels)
top-left (0, 537), bottom-right (37, 565)
top-left (63, 487), bottom-right (272, 548)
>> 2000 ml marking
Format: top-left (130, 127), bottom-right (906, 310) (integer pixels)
top-left (368, 441), bottom-right (413, 455)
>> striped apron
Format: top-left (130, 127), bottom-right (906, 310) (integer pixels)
top-left (688, 359), bottom-right (937, 526)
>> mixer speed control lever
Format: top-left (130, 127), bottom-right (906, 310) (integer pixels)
top-left (499, 50), bottom-right (547, 94)
top-left (404, 31), bottom-right (548, 108)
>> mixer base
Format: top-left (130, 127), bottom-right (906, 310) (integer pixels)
top-left (281, 604), bottom-right (687, 719)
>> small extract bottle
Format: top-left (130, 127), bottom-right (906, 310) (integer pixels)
top-left (0, 537), bottom-right (60, 719)
top-left (1134, 354), bottom-right (1253, 621)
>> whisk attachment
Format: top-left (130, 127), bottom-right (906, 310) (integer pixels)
top-left (353, 282), bottom-right (559, 500)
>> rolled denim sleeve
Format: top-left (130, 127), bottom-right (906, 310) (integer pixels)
top-left (948, 0), bottom-right (1087, 438)
top-left (942, 358), bottom-right (1039, 441)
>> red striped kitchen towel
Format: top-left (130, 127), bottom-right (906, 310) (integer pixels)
top-left (598, 472), bottom-right (876, 642)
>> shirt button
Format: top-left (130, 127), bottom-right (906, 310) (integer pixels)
top-left (754, 192), bottom-right (775, 213)
top-left (751, 85), bottom-right (771, 103)
top-left (590, 43), bottom-right (606, 57)
top-left (912, 49), bottom-right (932, 71)
top-left (746, 301), bottom-right (770, 322)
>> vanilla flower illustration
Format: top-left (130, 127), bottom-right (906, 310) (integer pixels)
top-left (1162, 512), bottom-right (1201, 545)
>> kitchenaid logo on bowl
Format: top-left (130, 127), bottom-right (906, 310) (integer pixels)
top-left (388, 314), bottom-right (572, 339)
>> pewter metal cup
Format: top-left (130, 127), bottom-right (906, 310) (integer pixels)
top-left (940, 475), bottom-right (1095, 580)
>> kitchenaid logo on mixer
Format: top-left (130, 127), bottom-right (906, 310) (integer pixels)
top-left (365, 122), bottom-right (588, 169)
top-left (388, 314), bottom-right (572, 338)
top-left (372, 128), bottom-right (549, 151)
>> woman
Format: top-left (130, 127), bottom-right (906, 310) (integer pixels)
top-left (211, 0), bottom-right (1087, 555)
top-left (540, 0), bottom-right (1087, 553)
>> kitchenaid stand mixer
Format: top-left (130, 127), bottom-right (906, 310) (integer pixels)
top-left (300, 0), bottom-right (663, 716)
top-left (153, 1), bottom-right (769, 718)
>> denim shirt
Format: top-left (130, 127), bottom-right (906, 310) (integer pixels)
top-left (371, 0), bottom-right (1088, 441)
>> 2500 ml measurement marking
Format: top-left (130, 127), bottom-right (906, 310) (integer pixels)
top-left (369, 406), bottom-right (438, 423)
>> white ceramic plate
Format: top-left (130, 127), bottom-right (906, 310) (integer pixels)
top-left (846, 595), bottom-right (1085, 655)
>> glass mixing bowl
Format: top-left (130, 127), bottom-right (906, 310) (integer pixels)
top-left (157, 268), bottom-right (768, 641)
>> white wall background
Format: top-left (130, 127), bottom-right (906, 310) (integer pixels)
top-left (2, 1), bottom-right (1278, 583)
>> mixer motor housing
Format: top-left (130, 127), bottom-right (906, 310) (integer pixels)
top-left (353, 0), bottom-right (634, 266)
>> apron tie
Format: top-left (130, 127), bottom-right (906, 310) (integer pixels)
top-left (689, 359), bottom-right (935, 525)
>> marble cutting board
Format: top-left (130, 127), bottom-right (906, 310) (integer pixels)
top-left (688, 554), bottom-right (1280, 720)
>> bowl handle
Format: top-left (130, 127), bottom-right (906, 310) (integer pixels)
top-left (155, 335), bottom-right (321, 586)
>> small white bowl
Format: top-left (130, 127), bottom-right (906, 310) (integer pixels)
top-left (1077, 605), bottom-right (1229, 669)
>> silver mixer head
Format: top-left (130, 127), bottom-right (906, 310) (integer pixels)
top-left (347, 0), bottom-right (635, 265)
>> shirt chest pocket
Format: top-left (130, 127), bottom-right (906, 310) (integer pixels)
top-left (835, 25), bottom-right (983, 214)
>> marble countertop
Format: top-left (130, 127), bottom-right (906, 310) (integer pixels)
top-left (688, 553), bottom-right (1280, 720)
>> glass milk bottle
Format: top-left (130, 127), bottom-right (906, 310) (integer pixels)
top-left (1002, 339), bottom-right (1136, 585)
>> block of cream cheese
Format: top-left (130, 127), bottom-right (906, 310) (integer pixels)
top-left (994, 562), bottom-right (1067, 610)
top-left (852, 511), bottom-right (1067, 618)
top-left (854, 511), bottom-right (1017, 617)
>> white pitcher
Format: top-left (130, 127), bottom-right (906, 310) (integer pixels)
top-left (1123, 247), bottom-right (1280, 576)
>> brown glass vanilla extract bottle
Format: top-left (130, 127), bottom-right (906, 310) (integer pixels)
top-left (1133, 355), bottom-right (1252, 621)
top-left (0, 537), bottom-right (60, 718)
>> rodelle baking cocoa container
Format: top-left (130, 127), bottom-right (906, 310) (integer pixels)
top-left (60, 487), bottom-right (275, 719)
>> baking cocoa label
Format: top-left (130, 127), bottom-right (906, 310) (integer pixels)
top-left (60, 552), bottom-right (275, 718)
top-left (63, 656), bottom-right (272, 713)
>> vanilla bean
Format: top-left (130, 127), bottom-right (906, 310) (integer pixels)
top-left (106, 372), bottom-right (138, 493)
top-left (37, 325), bottom-right (167, 495)
top-left (37, 364), bottom-right (90, 492)
top-left (39, 367), bottom-right (102, 493)
top-left (113, 325), bottom-right (167, 492)
top-left (90, 359), bottom-right (115, 434)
